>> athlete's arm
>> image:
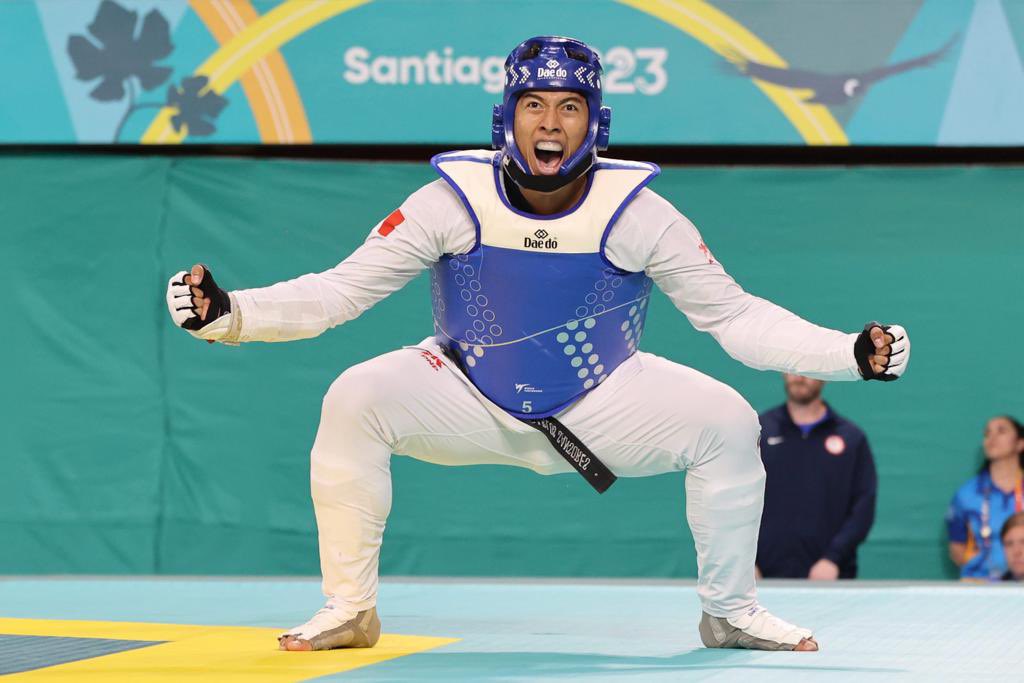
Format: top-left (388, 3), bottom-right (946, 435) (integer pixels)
top-left (169, 180), bottom-right (474, 343)
top-left (605, 189), bottom-right (863, 381)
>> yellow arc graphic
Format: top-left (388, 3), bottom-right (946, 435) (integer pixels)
top-left (142, 0), bottom-right (371, 143)
top-left (143, 0), bottom-right (846, 145)
top-left (189, 0), bottom-right (312, 143)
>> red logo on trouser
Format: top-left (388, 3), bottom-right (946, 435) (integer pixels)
top-left (420, 350), bottom-right (444, 371)
top-left (379, 209), bottom-right (405, 236)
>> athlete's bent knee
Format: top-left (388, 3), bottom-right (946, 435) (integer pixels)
top-left (319, 362), bottom-right (401, 443)
top-left (704, 389), bottom-right (761, 449)
top-left (323, 361), bottom-right (390, 414)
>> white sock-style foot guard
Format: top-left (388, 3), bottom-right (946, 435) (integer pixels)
top-left (278, 604), bottom-right (381, 651)
top-left (699, 605), bottom-right (816, 651)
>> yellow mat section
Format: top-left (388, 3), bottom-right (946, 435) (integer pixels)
top-left (1, 618), bottom-right (458, 682)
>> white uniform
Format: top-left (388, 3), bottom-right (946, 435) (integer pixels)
top-left (213, 178), bottom-right (860, 620)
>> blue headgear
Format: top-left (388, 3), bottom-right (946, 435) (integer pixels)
top-left (492, 36), bottom-right (611, 192)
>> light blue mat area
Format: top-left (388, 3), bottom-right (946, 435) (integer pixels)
top-left (1, 577), bottom-right (1022, 681)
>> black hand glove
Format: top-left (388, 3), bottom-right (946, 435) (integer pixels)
top-left (853, 321), bottom-right (896, 381)
top-left (182, 264), bottom-right (231, 331)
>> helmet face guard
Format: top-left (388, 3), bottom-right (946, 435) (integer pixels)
top-left (492, 36), bottom-right (611, 192)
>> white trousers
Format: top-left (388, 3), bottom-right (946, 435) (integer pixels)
top-left (309, 339), bottom-right (765, 619)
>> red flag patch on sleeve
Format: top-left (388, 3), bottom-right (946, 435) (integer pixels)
top-left (378, 209), bottom-right (405, 236)
top-left (697, 240), bottom-right (716, 264)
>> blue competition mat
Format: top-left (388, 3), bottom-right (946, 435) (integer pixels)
top-left (1, 577), bottom-right (1021, 681)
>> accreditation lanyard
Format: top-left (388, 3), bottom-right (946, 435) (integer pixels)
top-left (980, 477), bottom-right (1024, 548)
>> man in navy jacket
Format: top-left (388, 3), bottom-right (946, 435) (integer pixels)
top-left (756, 374), bottom-right (878, 579)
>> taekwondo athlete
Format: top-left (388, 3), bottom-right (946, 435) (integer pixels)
top-left (166, 36), bottom-right (910, 653)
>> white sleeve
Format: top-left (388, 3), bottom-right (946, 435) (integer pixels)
top-left (228, 179), bottom-right (476, 343)
top-left (604, 189), bottom-right (860, 381)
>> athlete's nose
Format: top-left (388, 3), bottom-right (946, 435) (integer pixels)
top-left (540, 106), bottom-right (560, 133)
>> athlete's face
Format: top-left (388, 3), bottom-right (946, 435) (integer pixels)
top-left (982, 417), bottom-right (1023, 462)
top-left (783, 373), bottom-right (824, 406)
top-left (514, 90), bottom-right (589, 176)
top-left (1003, 525), bottom-right (1024, 579)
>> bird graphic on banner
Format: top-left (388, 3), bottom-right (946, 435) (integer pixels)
top-left (722, 34), bottom-right (959, 105)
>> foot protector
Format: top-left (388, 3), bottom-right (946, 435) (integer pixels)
top-left (699, 606), bottom-right (815, 651)
top-left (279, 606), bottom-right (381, 650)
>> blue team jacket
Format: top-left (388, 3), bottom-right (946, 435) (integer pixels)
top-left (756, 403), bottom-right (878, 578)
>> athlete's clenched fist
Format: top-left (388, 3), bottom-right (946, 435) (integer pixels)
top-left (853, 322), bottom-right (910, 381)
top-left (166, 263), bottom-right (232, 341)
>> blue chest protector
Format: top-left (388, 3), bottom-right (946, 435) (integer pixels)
top-left (430, 150), bottom-right (659, 418)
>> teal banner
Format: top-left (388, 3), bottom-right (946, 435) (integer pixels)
top-left (2, 155), bottom-right (1023, 578)
top-left (2, 0), bottom-right (1024, 145)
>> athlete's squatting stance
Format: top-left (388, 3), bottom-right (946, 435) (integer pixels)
top-left (166, 36), bottom-right (910, 653)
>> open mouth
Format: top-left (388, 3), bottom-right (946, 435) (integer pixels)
top-left (534, 141), bottom-right (564, 175)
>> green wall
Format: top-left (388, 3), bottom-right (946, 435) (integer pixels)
top-left (2, 155), bottom-right (1021, 579)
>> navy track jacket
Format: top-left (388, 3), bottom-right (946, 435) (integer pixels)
top-left (756, 404), bottom-right (878, 579)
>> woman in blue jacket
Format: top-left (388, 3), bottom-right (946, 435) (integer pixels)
top-left (947, 416), bottom-right (1024, 581)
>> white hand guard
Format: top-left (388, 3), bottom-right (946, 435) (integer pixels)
top-left (881, 324), bottom-right (910, 379)
top-left (166, 271), bottom-right (233, 342)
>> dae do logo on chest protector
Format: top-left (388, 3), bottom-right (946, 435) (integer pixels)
top-left (429, 150), bottom-right (659, 419)
top-left (524, 229), bottom-right (558, 250)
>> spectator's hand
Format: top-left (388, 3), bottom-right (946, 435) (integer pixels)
top-left (948, 542), bottom-right (967, 567)
top-left (854, 322), bottom-right (910, 381)
top-left (754, 565), bottom-right (763, 581)
top-left (807, 558), bottom-right (839, 580)
top-left (166, 263), bottom-right (232, 342)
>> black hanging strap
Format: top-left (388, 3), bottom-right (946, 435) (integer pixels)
top-left (522, 416), bottom-right (617, 494)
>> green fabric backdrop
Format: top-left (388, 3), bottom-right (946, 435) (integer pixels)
top-left (2, 155), bottom-right (1021, 578)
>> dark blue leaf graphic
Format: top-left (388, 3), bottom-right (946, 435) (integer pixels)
top-left (67, 0), bottom-right (173, 102)
top-left (167, 76), bottom-right (228, 138)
